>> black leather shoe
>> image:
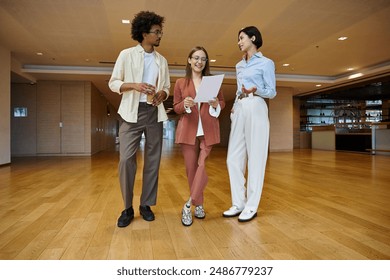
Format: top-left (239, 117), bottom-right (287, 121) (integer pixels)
top-left (117, 207), bottom-right (134, 227)
top-left (139, 205), bottom-right (155, 221)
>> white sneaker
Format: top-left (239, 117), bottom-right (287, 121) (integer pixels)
top-left (181, 204), bottom-right (192, 226)
top-left (223, 206), bottom-right (243, 217)
top-left (194, 205), bottom-right (205, 219)
top-left (238, 209), bottom-right (257, 222)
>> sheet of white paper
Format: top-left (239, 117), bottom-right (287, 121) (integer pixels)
top-left (194, 74), bottom-right (224, 103)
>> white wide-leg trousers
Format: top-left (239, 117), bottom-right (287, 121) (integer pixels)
top-left (226, 95), bottom-right (270, 212)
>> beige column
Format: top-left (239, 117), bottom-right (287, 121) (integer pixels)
top-left (269, 87), bottom-right (294, 152)
top-left (0, 45), bottom-right (11, 165)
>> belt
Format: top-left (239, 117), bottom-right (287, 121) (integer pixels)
top-left (237, 92), bottom-right (260, 100)
top-left (138, 102), bottom-right (154, 107)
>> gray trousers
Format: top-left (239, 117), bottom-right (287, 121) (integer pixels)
top-left (118, 103), bottom-right (163, 209)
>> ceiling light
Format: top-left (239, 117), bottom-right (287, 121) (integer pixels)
top-left (282, 63), bottom-right (290, 67)
top-left (315, 84), bottom-right (322, 87)
top-left (210, 59), bottom-right (216, 63)
top-left (122, 19), bottom-right (130, 24)
top-left (338, 36), bottom-right (348, 41)
top-left (347, 68), bottom-right (354, 71)
top-left (36, 52), bottom-right (43, 56)
top-left (348, 73), bottom-right (363, 79)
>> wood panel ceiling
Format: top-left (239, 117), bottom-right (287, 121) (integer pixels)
top-left (1, 0), bottom-right (390, 108)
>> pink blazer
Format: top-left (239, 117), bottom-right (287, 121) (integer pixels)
top-left (173, 78), bottom-right (225, 146)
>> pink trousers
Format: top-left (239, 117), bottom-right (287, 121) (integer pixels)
top-left (180, 137), bottom-right (212, 205)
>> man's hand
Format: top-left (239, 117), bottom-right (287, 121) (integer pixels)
top-left (152, 90), bottom-right (167, 106)
top-left (137, 83), bottom-right (156, 94)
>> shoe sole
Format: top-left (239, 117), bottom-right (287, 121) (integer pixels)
top-left (117, 222), bottom-right (130, 227)
top-left (238, 212), bottom-right (257, 222)
top-left (222, 212), bottom-right (242, 218)
top-left (140, 214), bottom-right (155, 221)
top-left (194, 215), bottom-right (205, 219)
top-left (117, 216), bottom-right (134, 227)
top-left (181, 221), bottom-right (193, 226)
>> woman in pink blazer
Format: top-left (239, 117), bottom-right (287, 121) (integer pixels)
top-left (173, 46), bottom-right (225, 226)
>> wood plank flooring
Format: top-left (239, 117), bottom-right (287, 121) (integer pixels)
top-left (0, 141), bottom-right (389, 260)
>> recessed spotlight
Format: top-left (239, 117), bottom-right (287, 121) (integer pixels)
top-left (348, 73), bottom-right (363, 79)
top-left (36, 52), bottom-right (43, 56)
top-left (210, 59), bottom-right (216, 63)
top-left (282, 63), bottom-right (290, 67)
top-left (347, 68), bottom-right (354, 71)
top-left (338, 36), bottom-right (348, 41)
top-left (315, 84), bottom-right (322, 87)
top-left (122, 19), bottom-right (130, 24)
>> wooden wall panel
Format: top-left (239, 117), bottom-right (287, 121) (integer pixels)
top-left (84, 82), bottom-right (92, 154)
top-left (61, 83), bottom-right (85, 154)
top-left (11, 84), bottom-right (37, 155)
top-left (37, 82), bottom-right (61, 154)
top-left (12, 80), bottom-right (116, 156)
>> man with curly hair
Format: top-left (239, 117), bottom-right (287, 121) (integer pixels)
top-left (109, 11), bottom-right (170, 227)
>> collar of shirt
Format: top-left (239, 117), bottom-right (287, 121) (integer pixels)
top-left (136, 44), bottom-right (160, 67)
top-left (242, 51), bottom-right (263, 62)
top-left (136, 44), bottom-right (155, 55)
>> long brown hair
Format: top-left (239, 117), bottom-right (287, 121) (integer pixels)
top-left (185, 46), bottom-right (211, 84)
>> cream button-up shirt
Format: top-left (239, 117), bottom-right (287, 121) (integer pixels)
top-left (109, 44), bottom-right (170, 123)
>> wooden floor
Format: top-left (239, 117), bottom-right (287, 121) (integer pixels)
top-left (0, 141), bottom-right (389, 260)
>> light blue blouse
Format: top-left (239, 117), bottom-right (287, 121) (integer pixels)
top-left (236, 52), bottom-right (276, 99)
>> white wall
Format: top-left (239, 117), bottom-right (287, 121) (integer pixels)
top-left (0, 45), bottom-right (11, 165)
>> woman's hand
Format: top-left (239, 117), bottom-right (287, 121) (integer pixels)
top-left (208, 97), bottom-right (219, 109)
top-left (184, 96), bottom-right (196, 108)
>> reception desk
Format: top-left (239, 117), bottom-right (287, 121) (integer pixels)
top-left (371, 123), bottom-right (390, 155)
top-left (311, 123), bottom-right (390, 154)
top-left (336, 132), bottom-right (371, 152)
top-left (311, 126), bottom-right (335, 150)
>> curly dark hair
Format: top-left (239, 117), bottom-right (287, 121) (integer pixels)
top-left (131, 11), bottom-right (165, 43)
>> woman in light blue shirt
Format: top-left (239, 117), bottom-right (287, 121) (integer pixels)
top-left (223, 26), bottom-right (276, 222)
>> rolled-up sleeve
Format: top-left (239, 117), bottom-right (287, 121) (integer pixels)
top-left (236, 53), bottom-right (277, 99)
top-left (160, 58), bottom-right (170, 100)
top-left (257, 59), bottom-right (276, 99)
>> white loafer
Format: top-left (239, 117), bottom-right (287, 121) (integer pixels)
top-left (238, 209), bottom-right (257, 222)
top-left (223, 206), bottom-right (243, 217)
